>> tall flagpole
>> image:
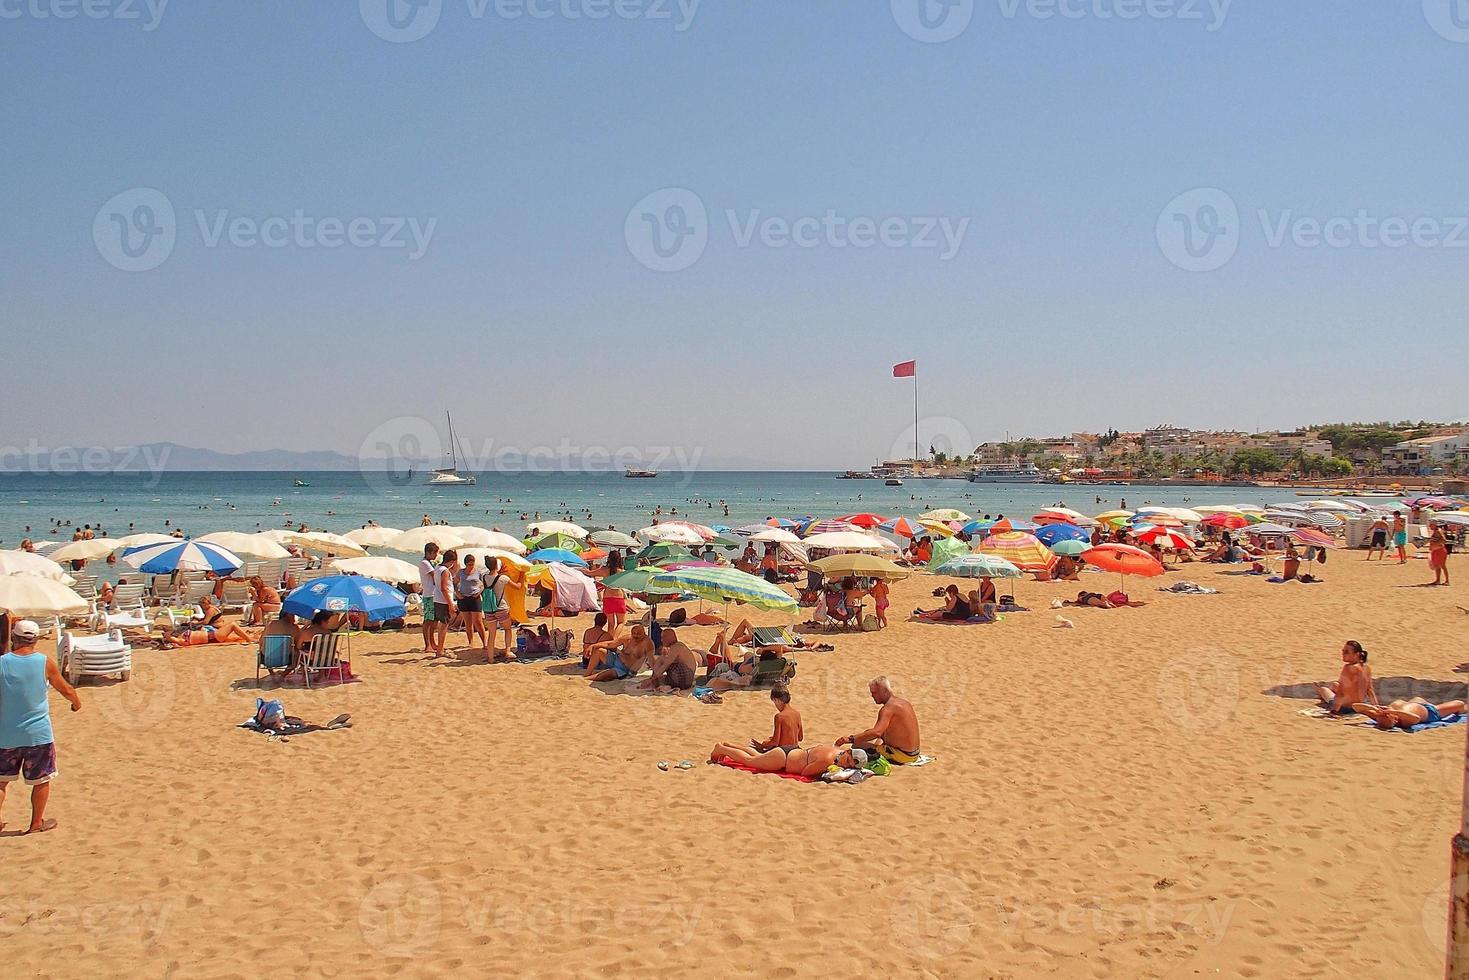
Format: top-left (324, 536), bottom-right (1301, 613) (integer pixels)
top-left (913, 366), bottom-right (919, 464)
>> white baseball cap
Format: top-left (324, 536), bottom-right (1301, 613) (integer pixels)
top-left (11, 619), bottom-right (41, 642)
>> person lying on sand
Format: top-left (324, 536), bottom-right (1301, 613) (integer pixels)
top-left (836, 676), bottom-right (921, 765)
top-left (585, 624), bottom-right (655, 681)
top-left (1351, 698), bottom-right (1467, 730)
top-left (1314, 640), bottom-right (1377, 715)
top-left (1064, 591), bottom-right (1114, 608)
top-left (711, 740), bottom-right (864, 778)
top-left (158, 599), bottom-right (256, 648)
top-left (709, 687), bottom-right (803, 761)
top-left (640, 628), bottom-right (697, 691)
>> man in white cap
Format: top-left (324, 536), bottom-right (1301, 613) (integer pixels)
top-left (0, 620), bottom-right (82, 834)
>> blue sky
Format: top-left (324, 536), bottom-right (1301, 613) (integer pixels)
top-left (2, 2), bottom-right (1467, 470)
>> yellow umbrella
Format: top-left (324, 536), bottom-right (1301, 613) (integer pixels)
top-left (1093, 510), bottom-right (1133, 528)
top-left (917, 519), bottom-right (957, 538)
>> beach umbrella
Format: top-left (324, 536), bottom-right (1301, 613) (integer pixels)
top-left (807, 553), bottom-right (910, 582)
top-left (1133, 526), bottom-right (1195, 550)
top-left (637, 524), bottom-right (706, 545)
top-left (646, 566), bottom-right (797, 612)
top-left (920, 509), bottom-right (971, 522)
top-left (1033, 507), bottom-right (1095, 526)
top-left (283, 532), bottom-right (369, 558)
top-left (1093, 510), bottom-right (1134, 528)
top-left (765, 517), bottom-right (801, 529)
top-left (803, 531), bottom-right (898, 552)
top-left (711, 534), bottom-right (745, 550)
top-left (989, 518), bottom-right (1040, 533)
top-left (122, 539), bottom-right (242, 575)
top-left (934, 554), bottom-right (1023, 579)
top-left (1192, 505), bottom-right (1243, 516)
top-left (1032, 523), bottom-right (1091, 547)
top-left (801, 519), bottom-right (862, 537)
top-left (1201, 513), bottom-right (1250, 530)
top-left (960, 519), bottom-right (996, 537)
top-left (1239, 522), bottom-right (1296, 537)
top-left (635, 542), bottom-right (696, 566)
top-left (282, 574), bottom-right (407, 620)
top-left (47, 538), bottom-right (126, 563)
top-left (454, 547), bottom-right (532, 570)
top-left (926, 536), bottom-right (969, 570)
top-left (878, 517), bottom-right (926, 538)
top-left (655, 519), bottom-right (718, 540)
top-left (387, 526), bottom-right (467, 553)
top-left (197, 532), bottom-right (291, 559)
top-left (578, 547), bottom-right (610, 563)
top-left (527, 548), bottom-right (588, 567)
top-left (525, 520), bottom-right (588, 539)
top-left (1291, 528), bottom-right (1339, 550)
top-left (1303, 500), bottom-right (1355, 512)
top-left (917, 519), bottom-right (957, 538)
top-left (329, 556), bottom-right (420, 582)
top-left (1048, 539), bottom-right (1090, 557)
top-left (1430, 513), bottom-right (1469, 529)
top-left (603, 567), bottom-right (665, 592)
top-left (1082, 544), bottom-right (1165, 577)
top-left (112, 532), bottom-right (176, 549)
top-left (525, 532), bottom-right (583, 553)
top-left (0, 573), bottom-right (90, 618)
top-left (448, 527), bottom-right (526, 551)
top-left (1130, 514), bottom-right (1185, 528)
top-left (662, 560), bottom-right (721, 571)
top-left (344, 526), bottom-right (406, 548)
top-left (588, 530), bottom-right (639, 549)
top-left (837, 513), bottom-right (888, 529)
top-left (0, 551), bottom-right (71, 580)
top-left (976, 532), bottom-right (1056, 572)
top-left (748, 528), bottom-right (801, 545)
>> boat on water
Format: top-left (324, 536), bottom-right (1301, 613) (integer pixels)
top-left (967, 462), bottom-right (1042, 484)
top-left (293, 479), bottom-right (309, 487)
top-left (427, 412), bottom-right (476, 486)
top-left (837, 470), bottom-right (878, 480)
top-left (624, 467), bottom-right (658, 479)
top-left (885, 478), bottom-right (904, 486)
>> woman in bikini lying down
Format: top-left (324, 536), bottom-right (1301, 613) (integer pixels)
top-left (709, 742), bottom-right (867, 778)
top-left (1351, 698), bottom-right (1467, 730)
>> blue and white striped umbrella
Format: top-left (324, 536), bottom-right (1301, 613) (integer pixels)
top-left (122, 539), bottom-right (243, 575)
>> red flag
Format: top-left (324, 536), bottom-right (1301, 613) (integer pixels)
top-left (892, 360), bottom-right (916, 378)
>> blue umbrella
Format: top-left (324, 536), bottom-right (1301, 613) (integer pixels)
top-left (528, 548), bottom-right (588, 567)
top-left (1033, 523), bottom-right (1090, 547)
top-left (122, 539), bottom-right (242, 575)
top-left (961, 520), bottom-right (995, 537)
top-left (283, 575), bottom-right (407, 619)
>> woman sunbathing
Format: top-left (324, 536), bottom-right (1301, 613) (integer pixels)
top-left (1351, 698), bottom-right (1466, 730)
top-left (158, 602), bottom-right (256, 648)
top-left (914, 585), bottom-right (971, 621)
top-left (709, 741), bottom-right (866, 778)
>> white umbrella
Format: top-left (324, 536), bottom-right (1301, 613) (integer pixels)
top-left (749, 528), bottom-right (801, 544)
top-left (1304, 500), bottom-right (1355, 512)
top-left (197, 532), bottom-right (291, 559)
top-left (1137, 506), bottom-right (1204, 523)
top-left (0, 573), bottom-right (89, 617)
top-left (1192, 505), bottom-right (1244, 515)
top-left (387, 526), bottom-right (468, 553)
top-left (637, 524), bottom-right (705, 545)
top-left (344, 526), bottom-right (406, 548)
top-left (329, 556), bottom-right (421, 582)
top-left (526, 520), bottom-right (589, 539)
top-left (47, 538), bottom-right (126, 563)
top-left (802, 531), bottom-right (900, 552)
top-left (282, 532), bottom-right (368, 557)
top-left (455, 547), bottom-right (532, 569)
top-left (0, 550), bottom-right (71, 580)
top-left (112, 532), bottom-right (176, 549)
top-left (448, 527), bottom-right (527, 552)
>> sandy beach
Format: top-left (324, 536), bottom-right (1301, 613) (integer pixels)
top-left (3, 551), bottom-right (1463, 978)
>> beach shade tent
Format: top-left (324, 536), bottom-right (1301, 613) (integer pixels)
top-left (122, 539), bottom-right (243, 575)
top-left (449, 527), bottom-right (527, 552)
top-left (635, 542), bottom-right (697, 566)
top-left (1048, 539), bottom-right (1090, 557)
top-left (926, 536), bottom-right (970, 571)
top-left (283, 532), bottom-right (369, 558)
top-left (1133, 526), bottom-right (1196, 550)
top-left (47, 538), bottom-right (127, 563)
top-left (343, 526), bottom-right (406, 549)
top-left (919, 509), bottom-right (971, 522)
top-left (112, 532), bottom-right (177, 549)
top-left (807, 554), bottom-right (910, 582)
top-left (802, 531), bottom-right (900, 553)
top-left (1093, 510), bottom-right (1134, 528)
top-left (1081, 544), bottom-right (1166, 588)
top-left (0, 551), bottom-right (73, 580)
top-left (283, 574), bottom-right (408, 620)
top-left (801, 519), bottom-right (863, 537)
top-left (1201, 513), bottom-right (1251, 530)
top-left (1291, 528), bottom-right (1340, 550)
top-left (878, 517), bottom-right (927, 539)
top-left (747, 527), bottom-right (802, 545)
top-left (934, 554), bottom-right (1023, 580)
top-left (646, 566), bottom-right (797, 613)
top-left (329, 556), bottom-right (421, 583)
top-left (0, 573), bottom-right (90, 619)
top-left (1032, 523), bottom-right (1091, 547)
top-left (454, 547), bottom-right (532, 570)
top-left (637, 524), bottom-right (707, 546)
top-left (525, 520), bottom-right (589, 540)
top-left (386, 526), bottom-right (467, 553)
top-left (196, 532), bottom-right (291, 560)
top-left (525, 531), bottom-right (584, 554)
top-left (527, 548), bottom-right (588, 568)
top-left (524, 563), bottom-right (601, 615)
top-left (588, 530), bottom-right (640, 549)
top-left (836, 513), bottom-right (888, 529)
top-left (975, 532), bottom-right (1057, 573)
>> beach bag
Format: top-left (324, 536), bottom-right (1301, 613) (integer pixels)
top-left (254, 698), bottom-right (286, 730)
top-left (861, 614), bottom-right (880, 632)
top-left (1316, 550), bottom-right (1327, 565)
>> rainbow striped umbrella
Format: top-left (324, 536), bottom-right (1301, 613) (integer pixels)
top-left (646, 566), bottom-right (797, 612)
top-left (976, 531), bottom-right (1056, 572)
top-left (801, 519), bottom-right (861, 537)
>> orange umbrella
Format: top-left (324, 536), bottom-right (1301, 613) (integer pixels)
top-left (1082, 544), bottom-right (1165, 581)
top-left (577, 547), bottom-right (610, 563)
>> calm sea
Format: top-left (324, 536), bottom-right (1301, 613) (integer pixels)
top-left (0, 470), bottom-right (1356, 550)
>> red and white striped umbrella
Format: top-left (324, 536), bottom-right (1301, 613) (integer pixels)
top-left (1134, 526), bottom-right (1194, 550)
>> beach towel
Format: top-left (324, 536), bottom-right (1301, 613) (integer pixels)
top-left (1159, 581), bottom-right (1219, 595)
top-left (716, 758), bottom-right (817, 782)
top-left (1360, 713), bottom-right (1467, 734)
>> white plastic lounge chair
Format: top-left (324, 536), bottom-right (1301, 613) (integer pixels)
top-left (113, 581), bottom-right (148, 608)
top-left (219, 580), bottom-right (254, 619)
top-left (98, 601), bottom-right (152, 633)
top-left (58, 628), bottom-right (133, 683)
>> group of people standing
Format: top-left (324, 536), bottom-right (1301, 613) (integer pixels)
top-left (416, 543), bottom-right (516, 661)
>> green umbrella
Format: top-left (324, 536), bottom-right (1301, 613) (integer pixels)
top-left (526, 531), bottom-right (582, 553)
top-left (603, 568), bottom-right (665, 592)
top-left (926, 536), bottom-right (969, 570)
top-left (934, 554), bottom-right (1023, 579)
top-left (635, 542), bottom-right (696, 566)
top-left (588, 530), bottom-right (639, 549)
top-left (1049, 540), bottom-right (1089, 557)
top-left (647, 567), bottom-right (797, 612)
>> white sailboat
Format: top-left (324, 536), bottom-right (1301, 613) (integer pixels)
top-left (426, 412), bottom-right (476, 486)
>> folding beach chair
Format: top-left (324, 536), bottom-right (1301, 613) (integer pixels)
top-left (296, 633), bottom-right (346, 688)
top-left (257, 634), bottom-right (294, 686)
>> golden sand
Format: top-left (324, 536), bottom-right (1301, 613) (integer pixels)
top-left (4, 553), bottom-right (1464, 977)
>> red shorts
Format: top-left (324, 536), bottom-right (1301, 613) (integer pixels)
top-left (603, 595), bottom-right (627, 614)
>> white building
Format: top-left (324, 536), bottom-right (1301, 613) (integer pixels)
top-left (1383, 434), bottom-right (1469, 474)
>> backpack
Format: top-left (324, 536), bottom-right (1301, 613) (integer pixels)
top-left (483, 575), bottom-right (502, 613)
top-left (1316, 550), bottom-right (1327, 565)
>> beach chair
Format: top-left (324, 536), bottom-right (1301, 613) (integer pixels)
top-left (749, 652), bottom-right (796, 687)
top-left (98, 601), bottom-right (153, 635)
top-left (70, 575), bottom-right (98, 601)
top-left (220, 580), bottom-right (254, 619)
top-left (162, 605), bottom-right (203, 628)
top-left (181, 580), bottom-right (217, 607)
top-left (257, 634), bottom-right (294, 686)
top-left (296, 633), bottom-right (346, 688)
top-left (58, 628), bottom-right (133, 684)
top-left (113, 581), bottom-right (148, 609)
top-left (283, 557), bottom-right (308, 587)
top-left (255, 559), bottom-right (285, 589)
top-left (750, 626), bottom-right (799, 648)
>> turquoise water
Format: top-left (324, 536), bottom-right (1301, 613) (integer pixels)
top-left (0, 471), bottom-right (1364, 550)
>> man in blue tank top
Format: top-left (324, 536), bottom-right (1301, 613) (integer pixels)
top-left (0, 620), bottom-right (82, 834)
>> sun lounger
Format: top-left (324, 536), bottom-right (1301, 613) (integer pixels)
top-left (58, 628), bottom-right (132, 683)
top-left (98, 601), bottom-right (153, 634)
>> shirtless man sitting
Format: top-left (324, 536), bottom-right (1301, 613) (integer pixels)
top-left (1314, 639), bottom-right (1378, 715)
top-left (1352, 698), bottom-right (1467, 730)
top-left (640, 628), bottom-right (697, 691)
top-left (709, 687), bottom-right (803, 762)
top-left (585, 624), bottom-right (656, 681)
top-left (836, 676), bottom-right (922, 765)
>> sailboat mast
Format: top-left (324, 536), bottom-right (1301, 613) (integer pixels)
top-left (445, 411), bottom-right (457, 469)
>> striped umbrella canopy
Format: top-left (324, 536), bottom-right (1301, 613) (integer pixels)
top-left (283, 575), bottom-right (407, 620)
top-left (934, 554), bottom-right (1023, 579)
top-left (990, 518), bottom-right (1040, 533)
top-left (1093, 510), bottom-right (1134, 528)
top-left (749, 528), bottom-right (802, 544)
top-left (976, 532), bottom-right (1056, 572)
top-left (588, 530), bottom-right (640, 549)
top-left (1201, 513), bottom-right (1250, 530)
top-left (1129, 514), bottom-right (1185, 528)
top-left (1082, 544), bottom-right (1165, 578)
top-left (646, 566), bottom-right (797, 612)
top-left (1032, 523), bottom-right (1091, 547)
top-left (122, 539), bottom-right (242, 575)
top-left (1136, 506), bottom-right (1204, 523)
top-left (1048, 539), bottom-right (1090, 557)
top-left (1239, 522), bottom-right (1297, 536)
top-left (801, 519), bottom-right (862, 537)
top-left (920, 509), bottom-right (971, 522)
top-left (765, 517), bottom-right (801, 529)
top-left (1264, 510), bottom-right (1342, 530)
top-left (878, 517), bottom-right (927, 538)
top-left (1033, 507), bottom-right (1096, 526)
top-left (1133, 526), bottom-right (1195, 550)
top-left (1291, 528), bottom-right (1339, 549)
top-left (1192, 506), bottom-right (1243, 516)
top-left (836, 513), bottom-right (888, 529)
